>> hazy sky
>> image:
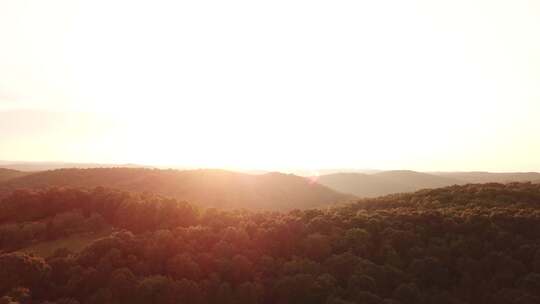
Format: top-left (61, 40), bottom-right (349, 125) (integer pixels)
top-left (1, 0), bottom-right (539, 171)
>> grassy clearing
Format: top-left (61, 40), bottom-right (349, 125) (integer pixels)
top-left (19, 229), bottom-right (113, 257)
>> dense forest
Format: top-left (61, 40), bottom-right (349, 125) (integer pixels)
top-left (1, 183), bottom-right (540, 303)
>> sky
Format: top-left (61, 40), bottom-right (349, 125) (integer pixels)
top-left (1, 0), bottom-right (539, 172)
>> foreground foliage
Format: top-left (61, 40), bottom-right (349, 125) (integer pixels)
top-left (1, 183), bottom-right (540, 304)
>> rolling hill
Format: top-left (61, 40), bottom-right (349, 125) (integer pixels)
top-left (315, 172), bottom-right (408, 197)
top-left (317, 170), bottom-right (463, 197)
top-left (0, 168), bottom-right (353, 210)
top-left (432, 171), bottom-right (540, 184)
top-left (373, 170), bottom-right (463, 189)
top-left (0, 168), bottom-right (30, 183)
top-left (317, 170), bottom-right (540, 198)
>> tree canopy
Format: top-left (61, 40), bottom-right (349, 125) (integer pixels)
top-left (1, 183), bottom-right (540, 303)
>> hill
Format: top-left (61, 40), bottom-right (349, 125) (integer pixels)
top-left (372, 170), bottom-right (463, 189)
top-left (433, 171), bottom-right (540, 184)
top-left (315, 172), bottom-right (408, 197)
top-left (317, 170), bottom-right (463, 197)
top-left (0, 168), bottom-right (29, 183)
top-left (1, 183), bottom-right (540, 303)
top-left (0, 168), bottom-right (353, 210)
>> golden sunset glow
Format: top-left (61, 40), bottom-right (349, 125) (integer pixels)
top-left (3, 2), bottom-right (540, 302)
top-left (1, 0), bottom-right (540, 171)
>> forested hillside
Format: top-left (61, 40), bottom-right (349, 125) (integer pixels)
top-left (1, 183), bottom-right (540, 304)
top-left (0, 168), bottom-right (352, 210)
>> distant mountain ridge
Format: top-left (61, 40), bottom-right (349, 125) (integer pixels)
top-left (0, 161), bottom-right (147, 172)
top-left (317, 170), bottom-right (540, 197)
top-left (0, 168), bottom-right (353, 210)
top-left (1, 164), bottom-right (539, 206)
top-left (432, 171), bottom-right (540, 184)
